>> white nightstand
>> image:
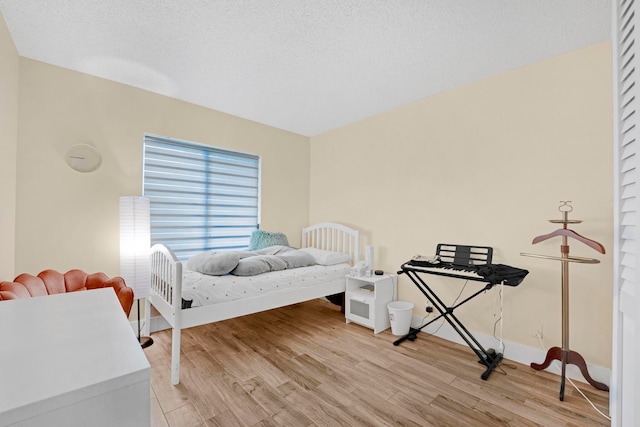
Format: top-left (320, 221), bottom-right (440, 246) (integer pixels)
top-left (345, 273), bottom-right (397, 334)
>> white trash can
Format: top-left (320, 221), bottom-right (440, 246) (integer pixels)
top-left (387, 301), bottom-right (414, 336)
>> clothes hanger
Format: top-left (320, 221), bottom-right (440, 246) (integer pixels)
top-left (531, 201), bottom-right (605, 254)
top-left (532, 229), bottom-right (605, 254)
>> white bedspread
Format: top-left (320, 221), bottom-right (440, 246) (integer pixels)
top-left (181, 263), bottom-right (350, 307)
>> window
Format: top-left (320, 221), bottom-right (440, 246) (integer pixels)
top-left (143, 134), bottom-right (260, 260)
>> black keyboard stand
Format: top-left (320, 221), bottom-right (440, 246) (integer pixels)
top-left (393, 263), bottom-right (503, 380)
top-left (392, 244), bottom-right (527, 381)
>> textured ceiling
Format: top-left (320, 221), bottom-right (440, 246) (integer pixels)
top-left (0, 1), bottom-right (611, 136)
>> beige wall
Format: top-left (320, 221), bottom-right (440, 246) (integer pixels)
top-left (310, 42), bottom-right (613, 368)
top-left (15, 59), bottom-right (310, 278)
top-left (0, 12), bottom-right (18, 279)
top-left (7, 26), bottom-right (613, 368)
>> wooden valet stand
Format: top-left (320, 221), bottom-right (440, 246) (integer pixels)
top-left (521, 201), bottom-right (608, 401)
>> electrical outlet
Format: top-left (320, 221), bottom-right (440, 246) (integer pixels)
top-left (531, 322), bottom-right (543, 339)
top-left (425, 305), bottom-right (434, 313)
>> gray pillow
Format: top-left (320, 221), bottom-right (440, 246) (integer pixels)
top-left (276, 249), bottom-right (316, 268)
top-left (254, 245), bottom-right (315, 268)
top-left (187, 251), bottom-right (251, 276)
top-left (231, 255), bottom-right (288, 276)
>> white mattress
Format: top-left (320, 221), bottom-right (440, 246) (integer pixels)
top-left (181, 263), bottom-right (350, 308)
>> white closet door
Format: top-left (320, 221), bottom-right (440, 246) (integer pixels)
top-left (612, 0), bottom-right (640, 425)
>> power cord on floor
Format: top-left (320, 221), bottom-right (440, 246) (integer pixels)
top-left (416, 280), bottom-right (470, 336)
top-left (535, 335), bottom-right (611, 421)
top-left (491, 283), bottom-right (516, 371)
top-left (417, 312), bottom-right (445, 337)
top-left (492, 283), bottom-right (505, 355)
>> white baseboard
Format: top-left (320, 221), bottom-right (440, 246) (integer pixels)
top-left (408, 315), bottom-right (611, 387)
top-left (130, 315), bottom-right (171, 335)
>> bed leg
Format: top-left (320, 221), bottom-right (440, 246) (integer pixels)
top-left (171, 327), bottom-right (181, 385)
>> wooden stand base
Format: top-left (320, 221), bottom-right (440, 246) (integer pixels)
top-left (531, 346), bottom-right (609, 401)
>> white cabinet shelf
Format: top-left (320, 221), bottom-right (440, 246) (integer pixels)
top-left (345, 273), bottom-right (397, 334)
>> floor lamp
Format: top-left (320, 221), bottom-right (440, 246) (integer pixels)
top-left (120, 196), bottom-right (154, 348)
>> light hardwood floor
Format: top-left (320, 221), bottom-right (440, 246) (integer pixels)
top-left (144, 299), bottom-right (610, 426)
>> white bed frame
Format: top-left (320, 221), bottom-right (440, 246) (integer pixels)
top-left (145, 222), bottom-right (360, 385)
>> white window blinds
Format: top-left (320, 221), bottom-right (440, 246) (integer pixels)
top-left (143, 134), bottom-right (260, 260)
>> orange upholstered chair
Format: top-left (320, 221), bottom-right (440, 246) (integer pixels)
top-left (0, 269), bottom-right (134, 316)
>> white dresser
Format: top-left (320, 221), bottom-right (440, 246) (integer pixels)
top-left (0, 288), bottom-right (151, 427)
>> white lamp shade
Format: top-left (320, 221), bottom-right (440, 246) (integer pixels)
top-left (365, 245), bottom-right (374, 272)
top-left (119, 196), bottom-right (151, 299)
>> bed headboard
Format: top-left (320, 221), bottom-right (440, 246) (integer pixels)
top-left (301, 222), bottom-right (360, 265)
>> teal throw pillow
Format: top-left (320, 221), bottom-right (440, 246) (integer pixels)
top-left (248, 229), bottom-right (289, 250)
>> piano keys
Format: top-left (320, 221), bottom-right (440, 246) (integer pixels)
top-left (405, 260), bottom-right (485, 281)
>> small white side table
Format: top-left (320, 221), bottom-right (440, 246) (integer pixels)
top-left (345, 273), bottom-right (397, 334)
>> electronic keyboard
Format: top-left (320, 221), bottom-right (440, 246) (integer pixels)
top-left (403, 244), bottom-right (528, 286)
top-left (404, 261), bottom-right (485, 281)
